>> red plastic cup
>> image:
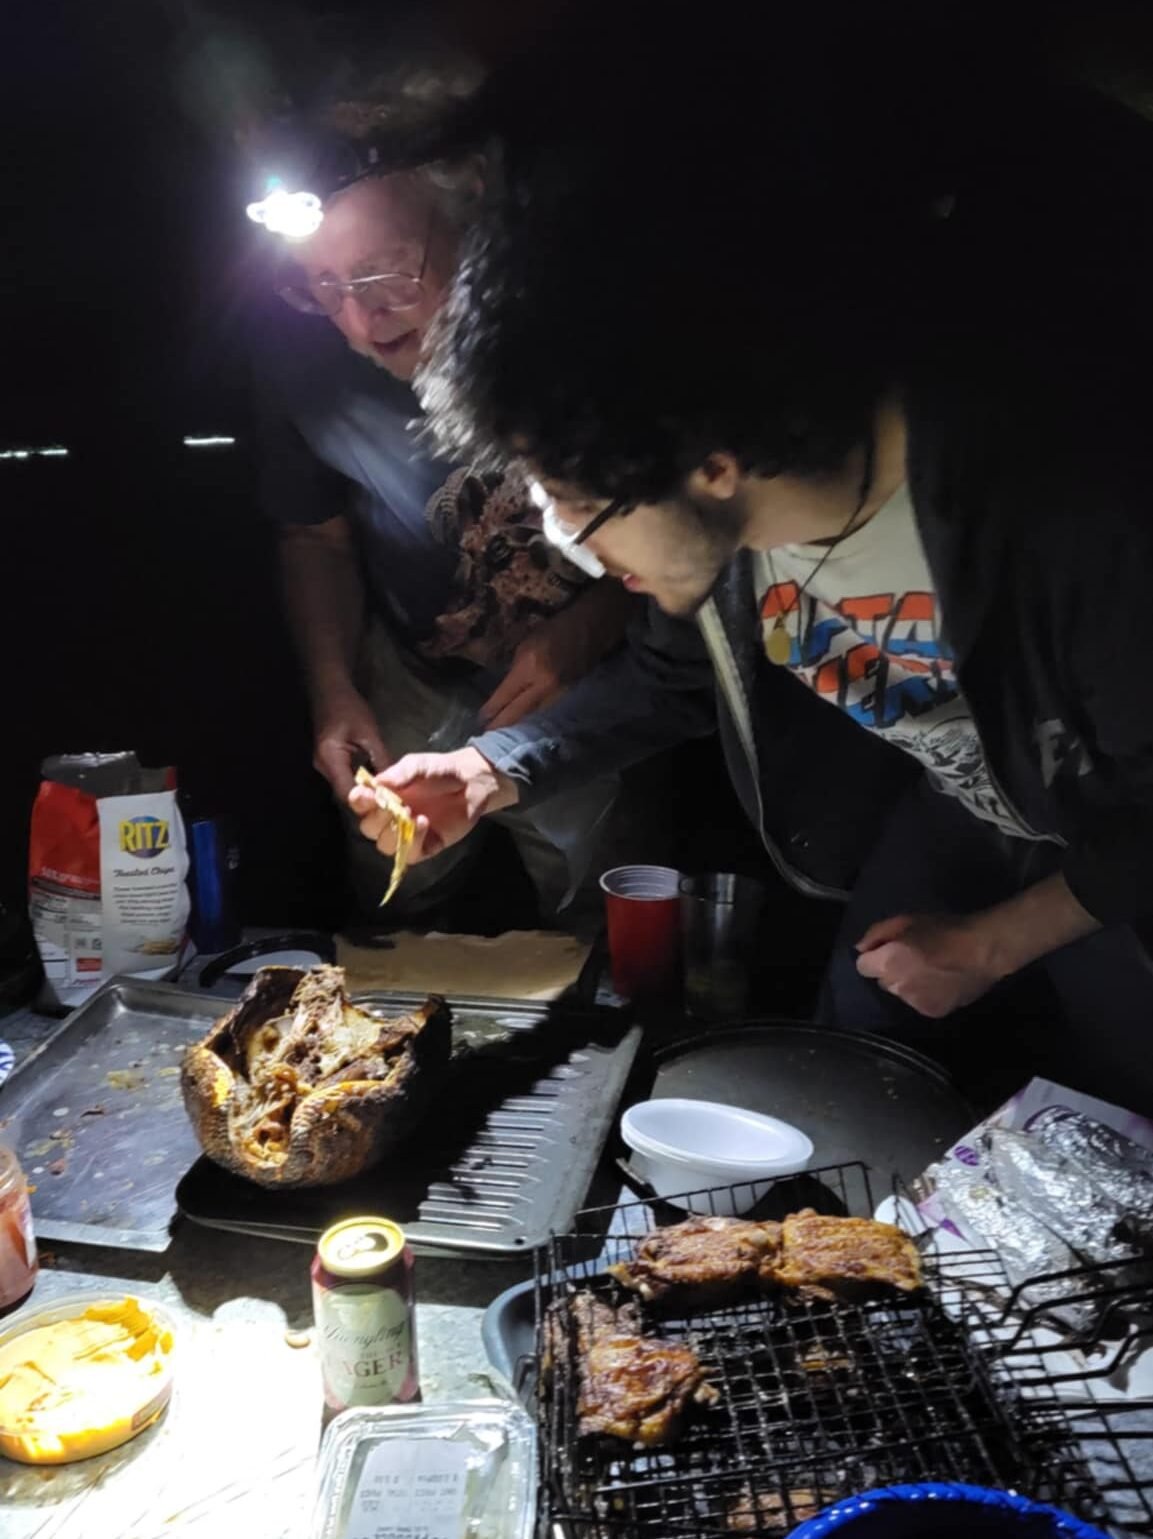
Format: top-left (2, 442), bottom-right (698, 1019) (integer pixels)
top-left (600, 865), bottom-right (683, 1002)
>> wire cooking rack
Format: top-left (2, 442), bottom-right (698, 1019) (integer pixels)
top-left (937, 1245), bottom-right (1153, 1534)
top-left (535, 1161), bottom-right (1149, 1537)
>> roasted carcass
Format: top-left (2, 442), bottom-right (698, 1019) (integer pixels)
top-left (552, 1292), bottom-right (717, 1447)
top-left (181, 965), bottom-right (451, 1188)
top-left (610, 1211), bottom-right (921, 1308)
top-left (608, 1216), bottom-right (781, 1307)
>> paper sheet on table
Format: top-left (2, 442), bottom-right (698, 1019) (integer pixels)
top-left (336, 930), bottom-right (590, 1002)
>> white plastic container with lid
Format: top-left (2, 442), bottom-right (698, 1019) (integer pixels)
top-left (621, 1098), bottom-right (814, 1214)
top-left (313, 1399), bottom-right (537, 1539)
top-left (0, 1144), bottom-right (38, 1311)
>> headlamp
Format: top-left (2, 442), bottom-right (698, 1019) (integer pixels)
top-left (246, 180), bottom-right (324, 240)
top-left (244, 132), bottom-right (389, 242)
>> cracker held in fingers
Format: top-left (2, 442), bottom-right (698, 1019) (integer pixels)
top-left (355, 766), bottom-right (416, 905)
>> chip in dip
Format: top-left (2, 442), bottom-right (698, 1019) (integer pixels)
top-left (0, 1295), bottom-right (174, 1463)
top-left (355, 766), bottom-right (416, 905)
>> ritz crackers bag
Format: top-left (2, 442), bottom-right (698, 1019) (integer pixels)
top-left (29, 753), bottom-right (190, 1008)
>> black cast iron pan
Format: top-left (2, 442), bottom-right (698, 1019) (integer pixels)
top-left (633, 1019), bottom-right (972, 1191)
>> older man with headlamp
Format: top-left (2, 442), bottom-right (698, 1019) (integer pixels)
top-left (244, 85), bottom-right (632, 927)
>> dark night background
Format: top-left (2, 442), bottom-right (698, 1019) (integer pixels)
top-left (3, 0), bottom-right (1153, 990)
top-left (1, 0), bottom-right (567, 938)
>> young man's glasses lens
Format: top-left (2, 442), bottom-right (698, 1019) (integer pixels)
top-left (530, 482), bottom-right (635, 580)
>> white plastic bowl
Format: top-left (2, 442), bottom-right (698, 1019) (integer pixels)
top-left (621, 1098), bottom-right (814, 1215)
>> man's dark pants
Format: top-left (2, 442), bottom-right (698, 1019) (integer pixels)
top-left (818, 777), bottom-right (1153, 1117)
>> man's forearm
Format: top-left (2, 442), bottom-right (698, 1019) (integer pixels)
top-left (975, 872), bottom-right (1101, 978)
top-left (279, 521), bottom-right (366, 705)
top-left (470, 603), bottom-right (717, 805)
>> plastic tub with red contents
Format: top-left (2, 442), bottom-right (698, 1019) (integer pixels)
top-left (0, 1145), bottom-right (38, 1313)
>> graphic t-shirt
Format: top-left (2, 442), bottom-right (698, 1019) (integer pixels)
top-left (753, 484), bottom-right (1042, 839)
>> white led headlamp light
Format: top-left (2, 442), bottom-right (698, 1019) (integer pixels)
top-left (246, 179), bottom-right (325, 240)
top-left (245, 134), bottom-right (388, 242)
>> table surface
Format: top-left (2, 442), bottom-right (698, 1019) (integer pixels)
top-left (0, 981), bottom-right (530, 1539)
top-left (4, 963), bottom-right (1152, 1535)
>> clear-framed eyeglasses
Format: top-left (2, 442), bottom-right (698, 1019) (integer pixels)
top-left (278, 267), bottom-right (425, 317)
top-left (276, 213), bottom-right (432, 318)
top-left (529, 480), bottom-right (632, 581)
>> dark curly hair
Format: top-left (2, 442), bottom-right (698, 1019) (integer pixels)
top-left (420, 178), bottom-right (931, 503)
top-left (413, 0), bottom-right (1022, 503)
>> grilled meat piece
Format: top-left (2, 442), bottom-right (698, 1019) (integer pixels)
top-left (560, 1292), bottom-right (718, 1447)
top-left (726, 1485), bottom-right (834, 1533)
top-left (769, 1210), bottom-right (922, 1298)
top-left (608, 1211), bottom-right (921, 1307)
top-left (795, 1342), bottom-right (853, 1379)
top-left (182, 965), bottom-right (451, 1187)
top-left (609, 1216), bottom-right (781, 1307)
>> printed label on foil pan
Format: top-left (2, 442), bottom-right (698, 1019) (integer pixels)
top-left (346, 1438), bottom-right (470, 1539)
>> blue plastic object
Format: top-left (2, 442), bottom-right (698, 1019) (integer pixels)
top-left (790, 1484), bottom-right (1110, 1539)
top-left (481, 1274), bottom-right (535, 1391)
top-left (187, 816), bottom-right (241, 954)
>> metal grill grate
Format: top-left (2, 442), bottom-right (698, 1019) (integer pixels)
top-left (535, 1162), bottom-right (1143, 1537)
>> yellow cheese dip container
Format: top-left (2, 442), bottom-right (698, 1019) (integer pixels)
top-left (0, 1293), bottom-right (175, 1464)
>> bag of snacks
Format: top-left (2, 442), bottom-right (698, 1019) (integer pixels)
top-left (29, 753), bottom-right (189, 1008)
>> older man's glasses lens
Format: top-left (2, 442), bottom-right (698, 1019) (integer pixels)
top-left (278, 272), bottom-right (424, 316)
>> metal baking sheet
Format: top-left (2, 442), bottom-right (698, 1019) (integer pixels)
top-left (0, 978), bottom-right (219, 1250)
top-left (176, 990), bottom-right (643, 1257)
top-left (650, 1021), bottom-right (973, 1188)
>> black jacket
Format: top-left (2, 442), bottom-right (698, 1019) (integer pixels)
top-left (476, 359), bottom-right (1153, 929)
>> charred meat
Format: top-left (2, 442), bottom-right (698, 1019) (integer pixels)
top-left (557, 1292), bottom-right (718, 1447)
top-left (181, 965), bottom-right (451, 1188)
top-left (726, 1485), bottom-right (835, 1533)
top-left (608, 1210), bottom-right (922, 1309)
top-left (769, 1210), bottom-right (923, 1298)
top-left (609, 1215), bottom-right (781, 1307)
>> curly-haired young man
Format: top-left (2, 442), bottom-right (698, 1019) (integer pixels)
top-left (352, 7), bottom-right (1153, 1109)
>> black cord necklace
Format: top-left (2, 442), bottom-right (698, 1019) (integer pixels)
top-left (764, 434), bottom-right (877, 667)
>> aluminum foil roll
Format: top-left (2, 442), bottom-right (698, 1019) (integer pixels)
top-left (1028, 1107), bottom-right (1153, 1235)
top-left (928, 1157), bottom-right (1094, 1329)
top-left (987, 1128), bottom-right (1135, 1266)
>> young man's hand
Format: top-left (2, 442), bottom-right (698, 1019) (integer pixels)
top-left (478, 582), bottom-right (636, 730)
top-left (313, 688), bottom-right (391, 799)
top-left (854, 874), bottom-right (1099, 1019)
top-left (854, 913), bottom-right (1003, 1017)
top-left (348, 746), bottom-right (520, 863)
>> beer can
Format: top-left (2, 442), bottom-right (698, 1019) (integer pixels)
top-left (311, 1216), bottom-right (420, 1411)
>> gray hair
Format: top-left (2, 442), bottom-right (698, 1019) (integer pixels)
top-left (411, 158), bottom-right (483, 230)
top-left (321, 60), bottom-right (483, 227)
